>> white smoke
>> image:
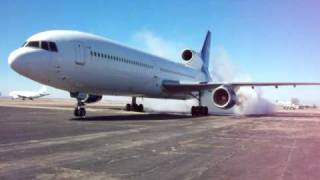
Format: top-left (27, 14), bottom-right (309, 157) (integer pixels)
top-left (235, 87), bottom-right (275, 115)
top-left (132, 30), bottom-right (275, 115)
top-left (211, 47), bottom-right (275, 115)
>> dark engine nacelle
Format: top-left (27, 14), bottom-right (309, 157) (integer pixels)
top-left (84, 95), bottom-right (103, 104)
top-left (212, 86), bottom-right (237, 109)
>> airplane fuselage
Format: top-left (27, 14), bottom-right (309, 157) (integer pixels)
top-left (9, 30), bottom-right (205, 100)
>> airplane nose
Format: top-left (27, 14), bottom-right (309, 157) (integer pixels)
top-left (8, 48), bottom-right (52, 84)
top-left (8, 49), bottom-right (31, 76)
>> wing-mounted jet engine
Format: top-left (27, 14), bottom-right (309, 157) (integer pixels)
top-left (212, 85), bottom-right (237, 109)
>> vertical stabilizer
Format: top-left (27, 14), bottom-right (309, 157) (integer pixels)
top-left (200, 31), bottom-right (212, 82)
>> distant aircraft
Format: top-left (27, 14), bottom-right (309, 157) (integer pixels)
top-left (8, 30), bottom-right (320, 117)
top-left (9, 86), bottom-right (49, 100)
top-left (276, 100), bottom-right (299, 110)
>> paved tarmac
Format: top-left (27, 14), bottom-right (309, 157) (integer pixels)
top-left (1, 101), bottom-right (320, 180)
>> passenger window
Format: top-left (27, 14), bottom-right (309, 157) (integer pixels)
top-left (41, 41), bottom-right (49, 51)
top-left (49, 42), bottom-right (58, 52)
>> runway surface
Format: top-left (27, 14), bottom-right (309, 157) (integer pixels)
top-left (1, 99), bottom-right (320, 180)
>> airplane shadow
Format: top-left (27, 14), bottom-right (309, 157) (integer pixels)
top-left (71, 113), bottom-right (191, 121)
top-left (245, 111), bottom-right (320, 118)
top-left (70, 111), bottom-right (320, 121)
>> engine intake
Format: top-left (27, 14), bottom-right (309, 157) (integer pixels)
top-left (181, 49), bottom-right (203, 69)
top-left (182, 49), bottom-right (193, 61)
top-left (212, 86), bottom-right (237, 109)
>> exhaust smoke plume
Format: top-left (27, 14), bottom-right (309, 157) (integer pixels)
top-left (211, 47), bottom-right (275, 115)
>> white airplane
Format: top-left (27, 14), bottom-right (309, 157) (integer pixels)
top-left (9, 86), bottom-right (49, 100)
top-left (8, 30), bottom-right (320, 117)
top-left (275, 100), bottom-right (299, 110)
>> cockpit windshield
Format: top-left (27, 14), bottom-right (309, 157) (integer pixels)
top-left (23, 41), bottom-right (58, 52)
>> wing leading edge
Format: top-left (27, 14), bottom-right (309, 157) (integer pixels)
top-left (162, 81), bottom-right (320, 93)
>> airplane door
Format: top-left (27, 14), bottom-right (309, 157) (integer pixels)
top-left (74, 42), bottom-right (89, 65)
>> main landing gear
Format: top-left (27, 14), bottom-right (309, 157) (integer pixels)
top-left (126, 97), bottom-right (144, 112)
top-left (74, 99), bottom-right (86, 118)
top-left (191, 106), bottom-right (208, 116)
top-left (191, 91), bottom-right (209, 116)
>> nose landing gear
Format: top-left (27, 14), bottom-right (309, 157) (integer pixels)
top-left (70, 92), bottom-right (87, 118)
top-left (74, 100), bottom-right (86, 118)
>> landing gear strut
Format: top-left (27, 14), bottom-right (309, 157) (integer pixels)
top-left (191, 91), bottom-right (209, 116)
top-left (74, 99), bottom-right (86, 118)
top-left (126, 97), bottom-right (144, 112)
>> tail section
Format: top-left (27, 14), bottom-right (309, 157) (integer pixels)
top-left (200, 31), bottom-right (212, 82)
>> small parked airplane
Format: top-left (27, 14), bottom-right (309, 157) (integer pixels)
top-left (8, 30), bottom-right (320, 117)
top-left (9, 86), bottom-right (49, 100)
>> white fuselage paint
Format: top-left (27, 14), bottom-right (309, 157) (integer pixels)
top-left (9, 30), bottom-right (205, 99)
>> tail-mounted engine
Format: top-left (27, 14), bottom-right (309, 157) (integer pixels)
top-left (212, 86), bottom-right (237, 109)
top-left (181, 49), bottom-right (203, 70)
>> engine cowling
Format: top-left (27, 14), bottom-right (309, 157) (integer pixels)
top-left (181, 49), bottom-right (203, 69)
top-left (212, 86), bottom-right (237, 109)
top-left (84, 95), bottom-right (103, 104)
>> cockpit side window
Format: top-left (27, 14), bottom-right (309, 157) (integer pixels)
top-left (49, 42), bottom-right (58, 52)
top-left (26, 41), bottom-right (40, 48)
top-left (41, 41), bottom-right (49, 51)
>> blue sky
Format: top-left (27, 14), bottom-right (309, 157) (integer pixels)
top-left (1, 0), bottom-right (320, 103)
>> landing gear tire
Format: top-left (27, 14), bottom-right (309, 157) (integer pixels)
top-left (73, 107), bottom-right (87, 118)
top-left (191, 106), bottom-right (209, 116)
top-left (79, 107), bottom-right (86, 117)
top-left (74, 107), bottom-right (86, 118)
top-left (125, 103), bottom-right (144, 112)
top-left (138, 104), bottom-right (144, 112)
top-left (126, 104), bottom-right (131, 111)
top-left (74, 107), bottom-right (79, 117)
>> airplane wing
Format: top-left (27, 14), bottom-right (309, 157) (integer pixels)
top-left (39, 93), bottom-right (50, 97)
top-left (162, 81), bottom-right (320, 93)
top-left (35, 93), bottom-right (50, 98)
top-left (17, 94), bottom-right (28, 99)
